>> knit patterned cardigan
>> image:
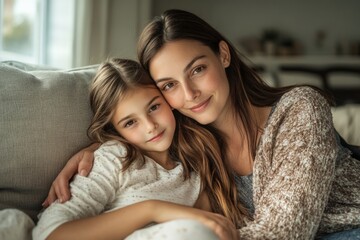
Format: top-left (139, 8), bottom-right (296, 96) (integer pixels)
top-left (238, 87), bottom-right (360, 239)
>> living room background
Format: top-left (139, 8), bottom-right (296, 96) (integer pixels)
top-left (1, 0), bottom-right (359, 69)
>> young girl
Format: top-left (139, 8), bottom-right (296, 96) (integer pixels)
top-left (33, 58), bottom-right (239, 240)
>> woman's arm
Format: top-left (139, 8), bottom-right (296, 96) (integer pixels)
top-left (238, 88), bottom-right (338, 239)
top-left (47, 200), bottom-right (238, 240)
top-left (42, 143), bottom-right (99, 207)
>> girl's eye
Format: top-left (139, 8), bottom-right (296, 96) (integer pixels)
top-left (124, 120), bottom-right (135, 128)
top-left (149, 104), bottom-right (160, 112)
top-left (162, 82), bottom-right (175, 91)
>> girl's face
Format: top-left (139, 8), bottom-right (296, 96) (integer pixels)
top-left (149, 39), bottom-right (231, 126)
top-left (111, 86), bottom-right (176, 160)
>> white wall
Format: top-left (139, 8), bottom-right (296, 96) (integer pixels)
top-left (106, 0), bottom-right (151, 60)
top-left (86, 0), bottom-right (152, 64)
top-left (152, 0), bottom-right (360, 55)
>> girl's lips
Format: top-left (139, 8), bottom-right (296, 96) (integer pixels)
top-left (190, 97), bottom-right (211, 112)
top-left (147, 130), bottom-right (165, 142)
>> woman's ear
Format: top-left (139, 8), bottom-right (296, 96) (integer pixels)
top-left (219, 41), bottom-right (231, 68)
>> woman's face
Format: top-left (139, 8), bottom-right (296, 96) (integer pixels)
top-left (149, 39), bottom-right (231, 125)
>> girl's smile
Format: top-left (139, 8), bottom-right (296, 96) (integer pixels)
top-left (147, 130), bottom-right (165, 142)
top-left (111, 86), bottom-right (176, 162)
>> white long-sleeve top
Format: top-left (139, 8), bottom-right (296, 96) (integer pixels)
top-left (33, 141), bottom-right (201, 240)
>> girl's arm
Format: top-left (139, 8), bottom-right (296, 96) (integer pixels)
top-left (35, 142), bottom-right (238, 240)
top-left (47, 200), bottom-right (238, 240)
top-left (34, 142), bottom-right (124, 240)
top-left (42, 142), bottom-right (99, 207)
top-left (47, 201), bottom-right (154, 240)
top-left (194, 190), bottom-right (212, 212)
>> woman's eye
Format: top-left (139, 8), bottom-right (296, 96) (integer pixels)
top-left (192, 65), bottom-right (205, 75)
top-left (149, 104), bottom-right (160, 112)
top-left (124, 120), bottom-right (135, 128)
top-left (162, 82), bottom-right (175, 91)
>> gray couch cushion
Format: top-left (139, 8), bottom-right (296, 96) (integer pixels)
top-left (0, 61), bottom-right (97, 222)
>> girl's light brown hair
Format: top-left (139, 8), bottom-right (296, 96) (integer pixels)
top-left (88, 58), bottom-right (242, 226)
top-left (87, 58), bottom-right (154, 170)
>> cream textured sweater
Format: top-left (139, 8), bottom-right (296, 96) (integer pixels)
top-left (238, 87), bottom-right (360, 239)
top-left (33, 141), bottom-right (200, 240)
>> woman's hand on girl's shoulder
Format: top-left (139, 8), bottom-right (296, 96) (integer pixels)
top-left (42, 143), bottom-right (100, 207)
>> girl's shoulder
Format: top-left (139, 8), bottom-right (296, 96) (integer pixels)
top-left (95, 140), bottom-right (127, 162)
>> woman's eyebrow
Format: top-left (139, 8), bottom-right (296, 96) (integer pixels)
top-left (183, 55), bottom-right (205, 73)
top-left (154, 55), bottom-right (206, 84)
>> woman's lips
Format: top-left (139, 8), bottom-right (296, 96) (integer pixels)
top-left (190, 97), bottom-right (211, 112)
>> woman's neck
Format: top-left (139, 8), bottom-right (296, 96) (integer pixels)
top-left (211, 104), bottom-right (272, 176)
top-left (211, 102), bottom-right (245, 139)
top-left (212, 103), bottom-right (271, 141)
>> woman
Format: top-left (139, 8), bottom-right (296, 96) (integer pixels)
top-left (45, 9), bottom-right (360, 239)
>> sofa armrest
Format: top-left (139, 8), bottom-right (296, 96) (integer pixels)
top-left (332, 104), bottom-right (360, 146)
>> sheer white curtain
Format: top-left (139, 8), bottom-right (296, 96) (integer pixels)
top-left (73, 0), bottom-right (109, 67)
top-left (73, 0), bottom-right (152, 67)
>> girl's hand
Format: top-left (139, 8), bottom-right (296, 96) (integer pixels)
top-left (42, 143), bottom-right (100, 207)
top-left (150, 200), bottom-right (239, 240)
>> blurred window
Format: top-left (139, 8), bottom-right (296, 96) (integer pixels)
top-left (0, 0), bottom-right (75, 68)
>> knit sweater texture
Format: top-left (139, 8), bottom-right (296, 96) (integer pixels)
top-left (238, 87), bottom-right (360, 239)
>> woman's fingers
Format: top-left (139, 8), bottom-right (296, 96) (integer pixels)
top-left (203, 214), bottom-right (239, 240)
top-left (214, 222), bottom-right (238, 240)
top-left (42, 186), bottom-right (55, 207)
top-left (78, 149), bottom-right (95, 177)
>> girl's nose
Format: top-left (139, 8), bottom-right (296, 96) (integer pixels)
top-left (145, 117), bottom-right (158, 133)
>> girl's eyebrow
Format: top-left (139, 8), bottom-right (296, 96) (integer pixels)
top-left (117, 96), bottom-right (160, 125)
top-left (154, 55), bottom-right (206, 84)
top-left (146, 96), bottom-right (160, 107)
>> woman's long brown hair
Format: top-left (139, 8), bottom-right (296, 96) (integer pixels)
top-left (169, 111), bottom-right (247, 226)
top-left (137, 9), bottom-right (335, 226)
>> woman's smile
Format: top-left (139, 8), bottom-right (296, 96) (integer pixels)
top-left (189, 96), bottom-right (212, 113)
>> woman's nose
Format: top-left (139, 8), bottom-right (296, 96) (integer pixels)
top-left (183, 82), bottom-right (200, 101)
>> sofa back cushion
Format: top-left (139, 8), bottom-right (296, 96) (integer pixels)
top-left (0, 61), bottom-right (97, 222)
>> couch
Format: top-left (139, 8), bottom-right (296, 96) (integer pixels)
top-left (0, 61), bottom-right (97, 239)
top-left (0, 61), bottom-right (359, 239)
